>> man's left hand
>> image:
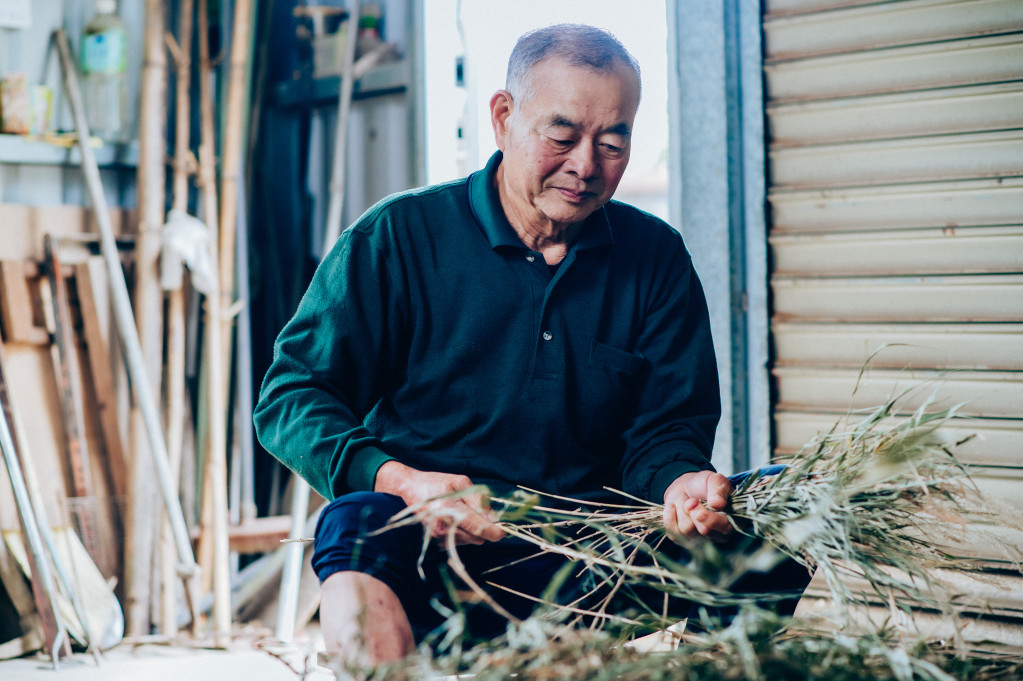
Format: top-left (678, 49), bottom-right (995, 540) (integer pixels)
top-left (662, 471), bottom-right (734, 544)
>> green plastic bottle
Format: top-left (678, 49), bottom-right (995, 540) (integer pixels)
top-left (81, 0), bottom-right (128, 143)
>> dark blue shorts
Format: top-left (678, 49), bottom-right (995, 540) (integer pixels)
top-left (312, 491), bottom-right (572, 643)
top-left (312, 466), bottom-right (809, 644)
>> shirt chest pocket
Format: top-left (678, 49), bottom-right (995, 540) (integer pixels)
top-left (588, 341), bottom-right (646, 376)
top-left (578, 341), bottom-right (647, 434)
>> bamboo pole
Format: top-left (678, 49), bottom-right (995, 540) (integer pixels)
top-left (224, 0), bottom-right (259, 551)
top-left (234, 182), bottom-right (256, 525)
top-left (125, 0), bottom-right (168, 637)
top-left (322, 0), bottom-right (362, 248)
top-left (218, 0), bottom-right (253, 366)
top-left (170, 1), bottom-right (194, 217)
top-left (161, 0), bottom-right (194, 637)
top-left (197, 0), bottom-right (232, 647)
top-left (216, 5), bottom-right (256, 532)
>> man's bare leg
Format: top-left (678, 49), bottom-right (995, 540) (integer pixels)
top-left (321, 571), bottom-right (415, 670)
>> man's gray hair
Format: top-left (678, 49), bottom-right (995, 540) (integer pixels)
top-left (505, 24), bottom-right (641, 102)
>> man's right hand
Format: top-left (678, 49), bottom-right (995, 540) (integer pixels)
top-left (374, 460), bottom-right (506, 546)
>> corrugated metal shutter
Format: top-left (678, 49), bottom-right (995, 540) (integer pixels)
top-left (763, 0), bottom-right (1023, 634)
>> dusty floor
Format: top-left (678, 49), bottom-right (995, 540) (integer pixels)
top-left (0, 631), bottom-right (335, 680)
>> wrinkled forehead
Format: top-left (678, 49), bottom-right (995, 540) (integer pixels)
top-left (516, 57), bottom-right (641, 107)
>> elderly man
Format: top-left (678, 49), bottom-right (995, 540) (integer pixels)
top-left (255, 23), bottom-right (802, 667)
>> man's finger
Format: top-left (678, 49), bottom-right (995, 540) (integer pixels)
top-left (457, 503), bottom-right (506, 543)
top-left (664, 502), bottom-right (698, 542)
top-left (706, 475), bottom-right (732, 511)
top-left (453, 528), bottom-right (484, 546)
top-left (691, 505), bottom-right (733, 536)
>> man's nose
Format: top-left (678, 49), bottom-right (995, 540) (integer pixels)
top-left (566, 143), bottom-right (599, 180)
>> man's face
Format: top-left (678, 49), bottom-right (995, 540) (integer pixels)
top-left (491, 58), bottom-right (640, 232)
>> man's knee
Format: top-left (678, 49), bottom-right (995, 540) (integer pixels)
top-left (316, 491), bottom-right (407, 537)
top-left (312, 491), bottom-right (417, 586)
top-left (321, 570), bottom-right (415, 665)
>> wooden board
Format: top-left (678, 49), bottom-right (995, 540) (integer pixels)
top-left (0, 261), bottom-right (48, 345)
top-left (74, 259), bottom-right (127, 501)
top-left (0, 341), bottom-right (120, 580)
top-left (0, 204), bottom-right (135, 262)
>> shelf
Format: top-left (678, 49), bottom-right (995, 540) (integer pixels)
top-left (271, 59), bottom-right (410, 109)
top-left (0, 134), bottom-right (138, 167)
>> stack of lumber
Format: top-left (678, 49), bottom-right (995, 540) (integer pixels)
top-left (0, 206), bottom-right (320, 660)
top-left (0, 0), bottom-right (327, 662)
top-left (0, 206), bottom-right (132, 659)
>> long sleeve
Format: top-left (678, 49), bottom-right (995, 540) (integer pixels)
top-left (617, 236), bottom-right (721, 504)
top-left (253, 226), bottom-right (407, 500)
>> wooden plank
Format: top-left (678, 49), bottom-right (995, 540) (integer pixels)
top-left (0, 345), bottom-right (68, 662)
top-left (41, 238), bottom-right (101, 572)
top-left (0, 261), bottom-right (48, 345)
top-left (188, 514), bottom-right (293, 555)
top-left (0, 204), bottom-right (134, 262)
top-left (73, 260), bottom-right (127, 502)
top-left (0, 345), bottom-right (67, 529)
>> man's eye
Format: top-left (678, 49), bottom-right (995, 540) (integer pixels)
top-left (547, 137), bottom-right (573, 147)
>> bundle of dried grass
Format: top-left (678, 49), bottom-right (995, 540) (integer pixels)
top-left (477, 393), bottom-right (1019, 628)
top-left (354, 392), bottom-right (1023, 681)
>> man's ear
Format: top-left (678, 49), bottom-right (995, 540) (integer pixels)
top-left (489, 90), bottom-right (514, 151)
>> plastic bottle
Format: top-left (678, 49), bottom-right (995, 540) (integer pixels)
top-left (81, 0), bottom-right (128, 143)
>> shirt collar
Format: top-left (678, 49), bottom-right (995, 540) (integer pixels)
top-left (468, 151), bottom-right (614, 253)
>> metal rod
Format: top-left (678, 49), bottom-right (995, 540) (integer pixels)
top-left (275, 477), bottom-right (311, 643)
top-left (52, 28), bottom-right (198, 577)
top-left (0, 377), bottom-right (69, 668)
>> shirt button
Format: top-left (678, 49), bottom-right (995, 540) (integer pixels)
top-left (526, 255), bottom-right (535, 262)
top-left (542, 331), bottom-right (553, 341)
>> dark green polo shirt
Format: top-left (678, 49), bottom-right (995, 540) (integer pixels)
top-left (254, 152), bottom-right (721, 505)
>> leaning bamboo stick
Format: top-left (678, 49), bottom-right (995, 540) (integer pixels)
top-left (124, 0), bottom-right (169, 636)
top-left (197, 0), bottom-right (232, 647)
top-left (217, 0), bottom-right (254, 374)
top-left (53, 23), bottom-right (199, 610)
top-left (161, 0), bottom-right (194, 638)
